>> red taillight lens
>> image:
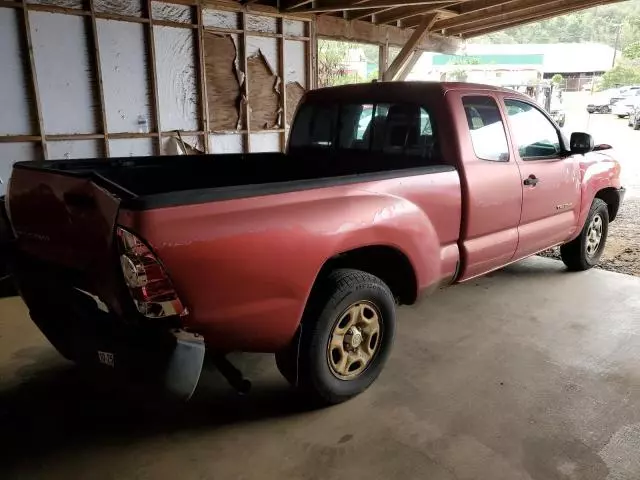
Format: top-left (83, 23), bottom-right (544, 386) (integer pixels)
top-left (116, 227), bottom-right (187, 319)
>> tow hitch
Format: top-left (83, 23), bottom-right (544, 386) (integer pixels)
top-left (211, 355), bottom-right (252, 395)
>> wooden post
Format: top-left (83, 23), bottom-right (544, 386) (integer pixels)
top-left (396, 50), bottom-right (422, 80)
top-left (241, 11), bottom-right (251, 153)
top-left (21, 0), bottom-right (48, 161)
top-left (308, 18), bottom-right (317, 89)
top-left (89, 0), bottom-right (110, 157)
top-left (196, 3), bottom-right (209, 153)
top-left (146, 0), bottom-right (162, 155)
top-left (383, 12), bottom-right (438, 81)
top-left (278, 17), bottom-right (286, 152)
top-left (379, 40), bottom-right (389, 80)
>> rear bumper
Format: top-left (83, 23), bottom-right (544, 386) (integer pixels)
top-left (14, 267), bottom-right (204, 400)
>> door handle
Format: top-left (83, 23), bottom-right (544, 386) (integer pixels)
top-left (523, 175), bottom-right (539, 186)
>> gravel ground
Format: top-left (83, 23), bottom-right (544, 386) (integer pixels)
top-left (539, 196), bottom-right (640, 276)
top-left (538, 93), bottom-right (640, 276)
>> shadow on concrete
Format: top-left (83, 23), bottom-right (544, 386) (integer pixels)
top-left (0, 354), bottom-right (311, 471)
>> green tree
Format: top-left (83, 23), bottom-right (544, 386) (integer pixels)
top-left (623, 41), bottom-right (640, 61)
top-left (551, 74), bottom-right (564, 85)
top-left (600, 64), bottom-right (640, 89)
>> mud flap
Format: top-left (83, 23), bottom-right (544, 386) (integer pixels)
top-left (164, 330), bottom-right (205, 401)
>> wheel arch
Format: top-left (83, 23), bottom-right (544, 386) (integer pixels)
top-left (595, 187), bottom-right (621, 221)
top-left (316, 245), bottom-right (419, 306)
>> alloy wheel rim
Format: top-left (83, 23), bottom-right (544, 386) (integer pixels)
top-left (586, 214), bottom-right (603, 257)
top-left (327, 302), bottom-right (382, 380)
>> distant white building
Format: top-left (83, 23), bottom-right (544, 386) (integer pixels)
top-left (408, 43), bottom-right (618, 90)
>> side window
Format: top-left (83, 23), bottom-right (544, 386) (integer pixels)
top-left (504, 99), bottom-right (561, 159)
top-left (462, 96), bottom-right (509, 162)
top-left (289, 103), bottom-right (338, 148)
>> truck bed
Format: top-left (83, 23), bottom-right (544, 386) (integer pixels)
top-left (14, 151), bottom-right (452, 209)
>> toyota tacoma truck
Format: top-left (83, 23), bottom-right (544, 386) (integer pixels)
top-left (3, 82), bottom-right (625, 404)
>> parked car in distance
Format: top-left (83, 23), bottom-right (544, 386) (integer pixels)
top-left (586, 88), bottom-right (620, 114)
top-left (612, 87), bottom-right (640, 118)
top-left (629, 99), bottom-right (640, 130)
top-left (4, 82), bottom-right (626, 405)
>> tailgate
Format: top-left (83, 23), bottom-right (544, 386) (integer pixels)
top-left (8, 166), bottom-right (120, 273)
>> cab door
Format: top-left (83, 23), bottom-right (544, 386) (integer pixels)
top-left (501, 97), bottom-right (582, 259)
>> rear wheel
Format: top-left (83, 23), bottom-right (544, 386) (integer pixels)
top-left (275, 269), bottom-right (396, 405)
top-left (560, 199), bottom-right (609, 271)
top-left (618, 114), bottom-right (626, 119)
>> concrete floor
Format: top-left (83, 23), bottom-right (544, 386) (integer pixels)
top-left (2, 257), bottom-right (640, 480)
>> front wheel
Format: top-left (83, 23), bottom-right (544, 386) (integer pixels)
top-left (275, 269), bottom-right (396, 405)
top-left (560, 199), bottom-right (609, 271)
top-left (617, 114), bottom-right (626, 119)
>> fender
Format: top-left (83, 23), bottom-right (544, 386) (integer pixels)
top-left (573, 151), bottom-right (622, 240)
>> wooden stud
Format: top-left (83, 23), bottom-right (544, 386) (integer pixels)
top-left (396, 49), bottom-right (421, 79)
top-left (278, 17), bottom-right (286, 152)
top-left (241, 11), bottom-right (251, 153)
top-left (27, 3), bottom-right (92, 16)
top-left (21, 0), bottom-right (48, 161)
top-left (146, 0), bottom-right (163, 155)
top-left (47, 134), bottom-right (105, 141)
top-left (308, 17), bottom-right (317, 89)
top-left (383, 12), bottom-right (438, 81)
top-left (196, 3), bottom-right (210, 153)
top-left (89, 0), bottom-right (110, 157)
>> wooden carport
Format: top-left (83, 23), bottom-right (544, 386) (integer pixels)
top-left (268, 0), bottom-right (627, 80)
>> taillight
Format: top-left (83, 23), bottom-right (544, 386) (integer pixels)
top-left (116, 227), bottom-right (187, 319)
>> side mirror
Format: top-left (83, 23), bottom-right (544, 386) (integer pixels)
top-left (570, 132), bottom-right (594, 154)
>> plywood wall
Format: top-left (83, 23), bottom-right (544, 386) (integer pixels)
top-left (0, 0), bottom-right (312, 189)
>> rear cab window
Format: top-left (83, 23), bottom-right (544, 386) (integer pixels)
top-left (461, 96), bottom-right (509, 162)
top-left (290, 101), bottom-right (442, 169)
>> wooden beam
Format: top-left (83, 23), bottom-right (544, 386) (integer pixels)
top-left (461, 0), bottom-right (621, 36)
top-left (375, 1), bottom-right (457, 24)
top-left (196, 2), bottom-right (209, 153)
top-left (448, 0), bottom-right (615, 35)
top-left (396, 50), bottom-right (422, 79)
top-left (379, 41), bottom-right (389, 78)
top-left (241, 11), bottom-right (251, 153)
top-left (296, 0), bottom-right (452, 14)
top-left (383, 12), bottom-right (438, 81)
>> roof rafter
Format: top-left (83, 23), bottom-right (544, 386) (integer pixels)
top-left (293, 0), bottom-right (456, 14)
top-left (447, 0), bottom-right (618, 35)
top-left (374, 0), bottom-right (459, 24)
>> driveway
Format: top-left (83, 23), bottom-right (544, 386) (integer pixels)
top-left (2, 257), bottom-right (640, 480)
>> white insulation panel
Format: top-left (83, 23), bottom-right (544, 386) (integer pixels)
top-left (246, 14), bottom-right (277, 33)
top-left (284, 40), bottom-right (306, 85)
top-left (94, 0), bottom-right (143, 17)
top-left (153, 26), bottom-right (199, 132)
top-left (202, 9), bottom-right (239, 29)
top-left (0, 9), bottom-right (35, 136)
top-left (152, 2), bottom-right (193, 23)
top-left (109, 138), bottom-right (155, 157)
top-left (97, 19), bottom-right (151, 133)
top-left (284, 19), bottom-right (305, 37)
top-left (30, 11), bottom-right (98, 134)
top-left (209, 134), bottom-right (243, 154)
top-left (0, 143), bottom-right (39, 195)
top-left (48, 140), bottom-right (101, 160)
top-left (250, 132), bottom-right (280, 153)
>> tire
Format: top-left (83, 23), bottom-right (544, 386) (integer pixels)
top-left (634, 121), bottom-right (640, 131)
top-left (275, 269), bottom-right (396, 405)
top-left (558, 119), bottom-right (565, 128)
top-left (617, 114), bottom-right (626, 119)
top-left (560, 199), bottom-right (609, 271)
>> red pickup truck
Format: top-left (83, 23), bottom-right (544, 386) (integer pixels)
top-left (3, 82), bottom-right (624, 404)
